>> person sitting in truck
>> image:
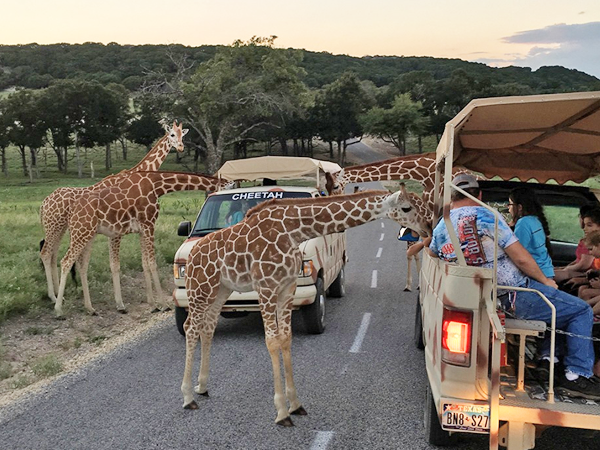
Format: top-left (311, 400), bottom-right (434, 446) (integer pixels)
top-left (427, 173), bottom-right (600, 400)
top-left (508, 187), bottom-right (554, 279)
top-left (225, 201), bottom-right (245, 226)
top-left (555, 206), bottom-right (600, 286)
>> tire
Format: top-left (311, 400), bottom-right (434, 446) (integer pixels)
top-left (328, 264), bottom-right (346, 298)
top-left (414, 296), bottom-right (425, 350)
top-left (424, 384), bottom-right (453, 446)
top-left (302, 277), bottom-right (326, 334)
top-left (175, 306), bottom-right (188, 336)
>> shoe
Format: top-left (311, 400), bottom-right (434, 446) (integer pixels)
top-left (557, 374), bottom-right (600, 400)
top-left (534, 359), bottom-right (560, 383)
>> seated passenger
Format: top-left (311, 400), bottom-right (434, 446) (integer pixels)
top-left (508, 188), bottom-right (554, 279)
top-left (427, 174), bottom-right (600, 399)
top-left (555, 206), bottom-right (600, 285)
top-left (225, 201), bottom-right (245, 226)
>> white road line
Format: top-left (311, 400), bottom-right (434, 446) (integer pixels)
top-left (381, 222), bottom-right (385, 228)
top-left (350, 313), bottom-right (372, 353)
top-left (379, 233), bottom-right (384, 241)
top-left (376, 248), bottom-right (382, 258)
top-left (371, 270), bottom-right (377, 288)
top-left (310, 431), bottom-right (335, 450)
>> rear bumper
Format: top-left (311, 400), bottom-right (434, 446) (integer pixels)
top-left (172, 284), bottom-right (318, 312)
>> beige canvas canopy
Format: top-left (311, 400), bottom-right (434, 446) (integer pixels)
top-left (436, 91), bottom-right (600, 184)
top-left (216, 156), bottom-right (342, 183)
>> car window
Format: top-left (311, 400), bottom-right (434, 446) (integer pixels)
top-left (191, 191), bottom-right (312, 236)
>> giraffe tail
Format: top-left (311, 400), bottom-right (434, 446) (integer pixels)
top-left (39, 239), bottom-right (77, 285)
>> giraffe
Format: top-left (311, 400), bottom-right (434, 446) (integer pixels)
top-left (52, 171), bottom-right (223, 318)
top-left (325, 153), bottom-right (475, 290)
top-left (181, 186), bottom-right (431, 426)
top-left (40, 121), bottom-right (189, 303)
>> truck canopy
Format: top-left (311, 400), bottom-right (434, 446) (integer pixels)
top-left (216, 156), bottom-right (342, 183)
top-left (436, 91), bottom-right (600, 184)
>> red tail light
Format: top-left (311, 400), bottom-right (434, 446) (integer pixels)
top-left (442, 307), bottom-right (472, 367)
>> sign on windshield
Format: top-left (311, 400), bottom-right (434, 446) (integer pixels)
top-left (191, 191), bottom-right (312, 235)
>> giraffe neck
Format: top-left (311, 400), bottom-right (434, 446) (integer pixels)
top-left (252, 192), bottom-right (399, 245)
top-left (342, 154), bottom-right (437, 190)
top-left (133, 171), bottom-right (221, 197)
top-left (129, 135), bottom-right (170, 172)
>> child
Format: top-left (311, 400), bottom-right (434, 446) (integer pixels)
top-left (578, 231), bottom-right (600, 314)
top-left (555, 207), bottom-right (600, 284)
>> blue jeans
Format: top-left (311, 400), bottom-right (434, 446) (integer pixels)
top-left (511, 279), bottom-right (594, 378)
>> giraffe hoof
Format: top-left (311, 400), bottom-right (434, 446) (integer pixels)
top-left (55, 315), bottom-right (66, 321)
top-left (276, 417), bottom-right (294, 427)
top-left (403, 287), bottom-right (411, 292)
top-left (117, 308), bottom-right (128, 314)
top-left (290, 406), bottom-right (307, 416)
top-left (183, 401), bottom-right (198, 410)
top-left (150, 308), bottom-right (161, 314)
top-left (88, 310), bottom-right (98, 316)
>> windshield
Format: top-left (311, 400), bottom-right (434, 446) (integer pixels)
top-left (191, 191), bottom-right (312, 237)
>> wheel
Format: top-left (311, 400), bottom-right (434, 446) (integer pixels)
top-left (302, 277), bottom-right (326, 334)
top-left (414, 296), bottom-right (425, 350)
top-left (328, 264), bottom-right (346, 298)
top-left (175, 306), bottom-right (188, 336)
top-left (424, 384), bottom-right (452, 446)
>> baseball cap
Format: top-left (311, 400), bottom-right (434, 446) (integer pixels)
top-left (452, 173), bottom-right (479, 189)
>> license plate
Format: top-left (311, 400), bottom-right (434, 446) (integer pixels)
top-left (441, 403), bottom-right (490, 433)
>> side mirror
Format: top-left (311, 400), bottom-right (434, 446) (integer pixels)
top-left (177, 221), bottom-right (192, 237)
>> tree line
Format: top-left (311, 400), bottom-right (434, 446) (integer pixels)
top-left (1, 37), bottom-right (600, 178)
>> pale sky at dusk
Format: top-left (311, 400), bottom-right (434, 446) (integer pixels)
top-left (2, 0), bottom-right (600, 78)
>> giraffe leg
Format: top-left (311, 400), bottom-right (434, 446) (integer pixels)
top-left (139, 229), bottom-right (161, 312)
top-left (143, 228), bottom-right (169, 311)
top-left (181, 318), bottom-right (200, 409)
top-left (404, 254), bottom-right (413, 292)
top-left (76, 239), bottom-right (97, 315)
top-left (55, 238), bottom-right (89, 318)
top-left (108, 236), bottom-right (127, 313)
top-left (259, 291), bottom-right (293, 426)
top-left (40, 226), bottom-right (67, 302)
top-left (415, 252), bottom-right (422, 290)
top-left (277, 287), bottom-right (305, 417)
top-left (195, 288), bottom-right (230, 395)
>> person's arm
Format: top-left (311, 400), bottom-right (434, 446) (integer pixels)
top-left (504, 241), bottom-right (558, 289)
top-left (569, 253), bottom-right (594, 271)
top-left (408, 237), bottom-right (432, 258)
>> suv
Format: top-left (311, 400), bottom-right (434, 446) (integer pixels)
top-left (172, 157), bottom-right (347, 336)
top-left (417, 92), bottom-right (600, 449)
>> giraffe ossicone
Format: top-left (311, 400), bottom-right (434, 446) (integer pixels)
top-left (181, 185), bottom-right (431, 426)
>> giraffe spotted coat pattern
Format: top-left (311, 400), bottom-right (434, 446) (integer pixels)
top-left (40, 121), bottom-right (189, 303)
top-left (181, 186), bottom-right (431, 426)
top-left (53, 171), bottom-right (222, 318)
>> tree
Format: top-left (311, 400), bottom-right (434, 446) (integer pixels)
top-left (0, 99), bottom-right (10, 176)
top-left (4, 89), bottom-right (46, 178)
top-left (312, 72), bottom-right (372, 165)
top-left (127, 97), bottom-right (164, 150)
top-left (145, 36), bottom-right (306, 173)
top-left (361, 93), bottom-right (428, 155)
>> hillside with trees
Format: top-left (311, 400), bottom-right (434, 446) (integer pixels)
top-left (1, 39), bottom-right (599, 179)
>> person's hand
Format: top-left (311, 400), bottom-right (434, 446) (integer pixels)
top-left (543, 278), bottom-right (559, 289)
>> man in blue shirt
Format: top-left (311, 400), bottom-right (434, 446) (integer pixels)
top-left (428, 174), bottom-right (600, 400)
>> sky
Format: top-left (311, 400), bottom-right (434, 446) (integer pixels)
top-left (2, 0), bottom-right (600, 79)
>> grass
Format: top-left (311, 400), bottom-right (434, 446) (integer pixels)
top-left (30, 354), bottom-right (62, 378)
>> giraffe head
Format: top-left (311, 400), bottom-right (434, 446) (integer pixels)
top-left (325, 170), bottom-right (346, 195)
top-left (164, 120), bottom-right (189, 154)
top-left (384, 184), bottom-right (432, 237)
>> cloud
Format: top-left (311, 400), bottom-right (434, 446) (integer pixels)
top-left (475, 22), bottom-right (600, 79)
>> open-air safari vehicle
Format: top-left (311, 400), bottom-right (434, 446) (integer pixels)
top-left (417, 91), bottom-right (600, 449)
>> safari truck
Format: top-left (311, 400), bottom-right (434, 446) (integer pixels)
top-left (172, 156), bottom-right (347, 336)
top-left (416, 91), bottom-right (600, 449)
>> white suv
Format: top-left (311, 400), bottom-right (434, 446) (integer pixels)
top-left (172, 157), bottom-right (347, 336)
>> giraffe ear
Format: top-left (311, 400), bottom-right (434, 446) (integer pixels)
top-left (182, 128), bottom-right (189, 137)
